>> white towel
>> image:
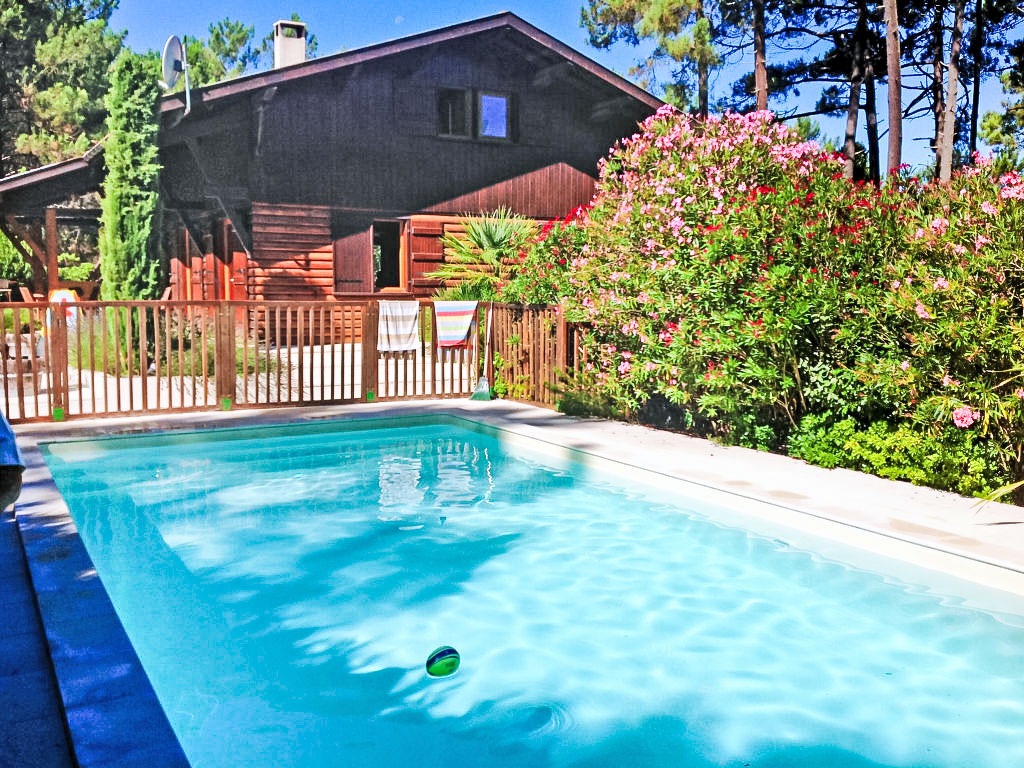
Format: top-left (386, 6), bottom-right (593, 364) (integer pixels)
top-left (377, 301), bottom-right (420, 352)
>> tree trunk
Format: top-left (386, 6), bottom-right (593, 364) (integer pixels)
top-left (939, 0), bottom-right (968, 182)
top-left (968, 0), bottom-right (985, 156)
top-left (844, 11), bottom-right (867, 180)
top-left (932, 6), bottom-right (946, 178)
top-left (866, 57), bottom-right (881, 185)
top-left (697, 0), bottom-right (710, 118)
top-left (754, 0), bottom-right (768, 110)
top-left (883, 0), bottom-right (903, 175)
top-left (0, 65), bottom-right (8, 179)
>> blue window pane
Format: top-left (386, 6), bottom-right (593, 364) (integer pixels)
top-left (480, 94), bottom-right (508, 138)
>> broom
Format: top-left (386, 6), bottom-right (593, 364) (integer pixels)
top-left (470, 302), bottom-right (493, 400)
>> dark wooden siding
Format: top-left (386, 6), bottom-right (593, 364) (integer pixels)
top-left (243, 28), bottom-right (645, 218)
top-left (160, 25), bottom-right (656, 299)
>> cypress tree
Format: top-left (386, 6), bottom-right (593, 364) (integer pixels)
top-left (99, 50), bottom-right (164, 300)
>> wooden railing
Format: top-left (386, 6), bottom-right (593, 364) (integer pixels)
top-left (0, 299), bottom-right (480, 423)
top-left (0, 299), bottom-right (589, 422)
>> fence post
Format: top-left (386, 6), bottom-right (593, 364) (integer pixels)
top-left (485, 303), bottom-right (495, 386)
top-left (215, 301), bottom-right (236, 408)
top-left (555, 310), bottom-right (568, 374)
top-left (48, 304), bottom-right (69, 420)
top-left (362, 301), bottom-right (378, 401)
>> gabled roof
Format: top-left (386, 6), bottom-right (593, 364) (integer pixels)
top-left (0, 142), bottom-right (105, 214)
top-left (159, 11), bottom-right (661, 114)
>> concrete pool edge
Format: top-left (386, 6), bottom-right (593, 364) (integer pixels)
top-left (11, 399), bottom-right (1024, 766)
top-left (14, 441), bottom-right (191, 767)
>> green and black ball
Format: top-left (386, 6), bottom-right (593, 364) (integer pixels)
top-left (425, 646), bottom-right (460, 677)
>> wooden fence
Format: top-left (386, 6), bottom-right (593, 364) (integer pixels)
top-left (0, 299), bottom-right (587, 423)
top-left (488, 303), bottom-right (585, 407)
top-left (0, 299), bottom-right (482, 423)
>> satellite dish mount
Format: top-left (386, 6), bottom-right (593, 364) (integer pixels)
top-left (159, 35), bottom-right (191, 116)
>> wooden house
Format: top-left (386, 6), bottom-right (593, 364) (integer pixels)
top-left (158, 12), bottom-right (661, 302)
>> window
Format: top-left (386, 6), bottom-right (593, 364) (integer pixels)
top-left (478, 92), bottom-right (510, 139)
top-left (437, 88), bottom-right (514, 141)
top-left (437, 88), bottom-right (470, 137)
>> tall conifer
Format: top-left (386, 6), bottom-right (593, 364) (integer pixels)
top-left (99, 50), bottom-right (164, 300)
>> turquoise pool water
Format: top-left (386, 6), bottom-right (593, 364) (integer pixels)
top-left (44, 418), bottom-right (1024, 768)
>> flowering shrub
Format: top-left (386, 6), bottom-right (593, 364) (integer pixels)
top-left (500, 206), bottom-right (588, 306)
top-left (503, 107), bottom-right (1024, 499)
top-left (511, 108), bottom-right (907, 441)
top-left (858, 156), bottom-right (1024, 492)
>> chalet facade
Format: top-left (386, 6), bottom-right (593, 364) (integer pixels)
top-left (158, 12), bottom-right (660, 301)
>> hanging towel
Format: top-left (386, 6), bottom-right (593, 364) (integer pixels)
top-left (377, 300), bottom-right (421, 352)
top-left (434, 301), bottom-right (478, 347)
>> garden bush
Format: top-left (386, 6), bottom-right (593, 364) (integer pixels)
top-left (502, 106), bottom-right (1024, 500)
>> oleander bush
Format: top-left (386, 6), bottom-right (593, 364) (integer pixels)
top-left (501, 106), bottom-right (1024, 500)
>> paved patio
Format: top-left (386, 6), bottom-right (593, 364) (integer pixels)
top-left (7, 399), bottom-right (1024, 765)
top-left (0, 509), bottom-right (73, 768)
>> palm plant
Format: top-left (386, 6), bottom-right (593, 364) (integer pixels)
top-left (427, 207), bottom-right (537, 301)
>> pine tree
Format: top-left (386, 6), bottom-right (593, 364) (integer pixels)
top-left (98, 51), bottom-right (165, 300)
top-left (582, 0), bottom-right (721, 116)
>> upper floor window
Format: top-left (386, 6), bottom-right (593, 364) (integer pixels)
top-left (437, 88), bottom-right (513, 141)
top-left (478, 92), bottom-right (510, 139)
top-left (437, 88), bottom-right (470, 138)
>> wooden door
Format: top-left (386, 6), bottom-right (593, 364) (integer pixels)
top-left (333, 221), bottom-right (373, 294)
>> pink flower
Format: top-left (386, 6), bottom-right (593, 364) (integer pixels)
top-left (929, 217), bottom-right (950, 236)
top-left (654, 103), bottom-right (678, 119)
top-left (999, 172), bottom-right (1024, 200)
top-left (900, 360), bottom-right (911, 371)
top-left (932, 276), bottom-right (949, 290)
top-left (618, 360), bottom-right (632, 375)
top-left (941, 374), bottom-right (959, 387)
top-left (914, 301), bottom-right (931, 320)
top-left (952, 406), bottom-right (980, 428)
top-left (1015, 388), bottom-right (1024, 399)
top-left (891, 280), bottom-right (901, 290)
top-left (981, 201), bottom-right (998, 216)
top-left (645, 361), bottom-right (658, 372)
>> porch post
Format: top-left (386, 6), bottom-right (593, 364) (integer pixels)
top-left (45, 208), bottom-right (59, 295)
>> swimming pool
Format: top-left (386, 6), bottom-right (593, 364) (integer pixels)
top-left (42, 416), bottom-right (1024, 768)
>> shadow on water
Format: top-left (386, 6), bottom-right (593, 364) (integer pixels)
top-left (36, 431), bottom-right (954, 768)
top-left (78, 504), bottom-right (916, 768)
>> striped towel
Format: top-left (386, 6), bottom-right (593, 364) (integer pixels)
top-left (434, 301), bottom-right (478, 347)
top-left (377, 301), bottom-right (421, 352)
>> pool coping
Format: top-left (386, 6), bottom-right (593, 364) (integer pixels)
top-left (12, 399), bottom-right (1024, 766)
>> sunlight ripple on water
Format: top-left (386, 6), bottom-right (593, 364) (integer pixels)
top-left (44, 422), bottom-right (1024, 768)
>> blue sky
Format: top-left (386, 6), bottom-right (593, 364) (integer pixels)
top-left (110, 1), bottom-right (1010, 169)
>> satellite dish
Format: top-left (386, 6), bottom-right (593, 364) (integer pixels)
top-left (159, 35), bottom-right (191, 115)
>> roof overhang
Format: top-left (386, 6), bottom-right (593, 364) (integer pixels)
top-left (159, 12), bottom-right (662, 116)
top-left (0, 143), bottom-right (104, 215)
